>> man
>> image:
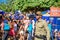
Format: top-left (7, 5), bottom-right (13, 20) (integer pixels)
top-left (2, 16), bottom-right (10, 40)
top-left (0, 14), bottom-right (3, 40)
top-left (35, 11), bottom-right (50, 40)
top-left (27, 17), bottom-right (33, 40)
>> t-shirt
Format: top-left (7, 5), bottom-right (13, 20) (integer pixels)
top-left (48, 23), bottom-right (52, 32)
top-left (27, 20), bottom-right (33, 32)
top-left (27, 23), bottom-right (33, 32)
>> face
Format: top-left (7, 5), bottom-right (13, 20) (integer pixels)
top-left (23, 14), bottom-right (26, 19)
top-left (36, 16), bottom-right (40, 19)
top-left (29, 11), bottom-right (32, 14)
top-left (36, 15), bottom-right (42, 20)
top-left (24, 16), bottom-right (26, 19)
top-left (2, 16), bottom-right (5, 20)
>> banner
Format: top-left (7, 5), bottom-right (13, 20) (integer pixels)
top-left (50, 7), bottom-right (60, 16)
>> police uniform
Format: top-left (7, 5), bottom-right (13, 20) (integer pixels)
top-left (35, 19), bottom-right (50, 40)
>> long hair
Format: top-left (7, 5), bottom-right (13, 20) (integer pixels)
top-left (0, 15), bottom-right (2, 24)
top-left (0, 20), bottom-right (2, 24)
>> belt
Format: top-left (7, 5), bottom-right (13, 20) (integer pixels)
top-left (35, 35), bottom-right (47, 40)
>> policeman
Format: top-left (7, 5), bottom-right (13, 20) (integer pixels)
top-left (35, 11), bottom-right (50, 40)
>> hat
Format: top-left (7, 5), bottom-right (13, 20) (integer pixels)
top-left (36, 11), bottom-right (42, 16)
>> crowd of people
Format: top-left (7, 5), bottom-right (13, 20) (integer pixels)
top-left (0, 11), bottom-right (36, 40)
top-left (0, 11), bottom-right (60, 40)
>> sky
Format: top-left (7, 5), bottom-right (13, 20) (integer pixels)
top-left (0, 0), bottom-right (7, 4)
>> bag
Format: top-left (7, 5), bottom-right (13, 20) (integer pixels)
top-left (4, 23), bottom-right (10, 31)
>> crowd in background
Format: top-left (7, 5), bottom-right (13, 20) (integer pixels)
top-left (0, 11), bottom-right (60, 40)
top-left (0, 11), bottom-right (36, 40)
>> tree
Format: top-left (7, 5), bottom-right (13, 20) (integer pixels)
top-left (0, 0), bottom-right (60, 12)
top-left (16, 0), bottom-right (60, 11)
top-left (0, 3), bottom-right (6, 11)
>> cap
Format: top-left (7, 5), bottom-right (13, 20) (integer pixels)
top-left (36, 11), bottom-right (42, 16)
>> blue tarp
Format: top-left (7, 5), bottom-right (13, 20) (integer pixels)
top-left (42, 14), bottom-right (50, 22)
top-left (50, 17), bottom-right (60, 31)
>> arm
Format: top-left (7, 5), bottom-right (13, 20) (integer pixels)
top-left (32, 20), bottom-right (35, 30)
top-left (1, 22), bottom-right (4, 33)
top-left (1, 22), bottom-right (4, 30)
top-left (44, 21), bottom-right (50, 40)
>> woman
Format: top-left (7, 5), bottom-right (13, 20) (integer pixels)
top-left (0, 19), bottom-right (4, 40)
top-left (9, 20), bottom-right (16, 40)
top-left (23, 16), bottom-right (30, 40)
top-left (18, 20), bottom-right (25, 40)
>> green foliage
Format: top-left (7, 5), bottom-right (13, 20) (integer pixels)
top-left (53, 0), bottom-right (60, 7)
top-left (16, 0), bottom-right (60, 11)
top-left (0, 0), bottom-right (60, 12)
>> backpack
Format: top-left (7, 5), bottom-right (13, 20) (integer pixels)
top-left (4, 23), bottom-right (10, 31)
